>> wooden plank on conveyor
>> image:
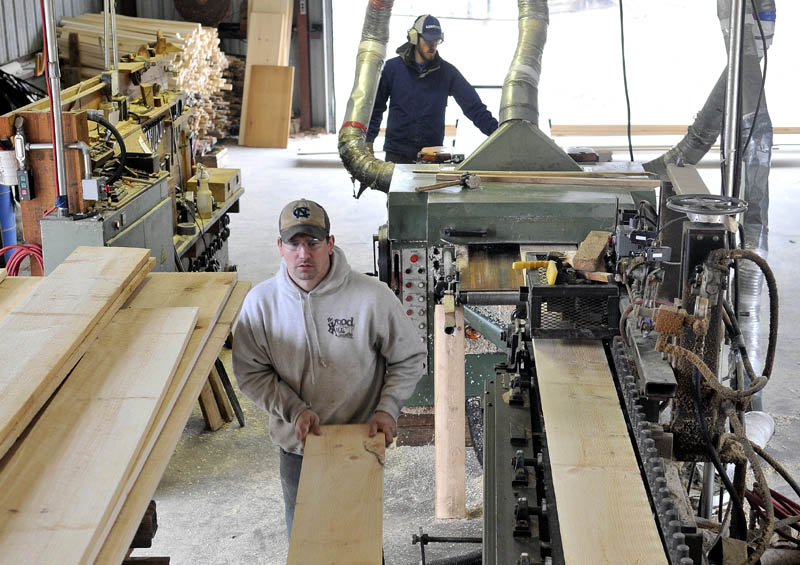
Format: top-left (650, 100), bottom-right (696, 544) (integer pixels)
top-left (532, 339), bottom-right (667, 564)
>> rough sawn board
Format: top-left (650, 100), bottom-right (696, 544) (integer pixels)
top-left (96, 281), bottom-right (250, 564)
top-left (0, 246), bottom-right (151, 460)
top-left (532, 339), bottom-right (667, 564)
top-left (287, 424), bottom-right (385, 564)
top-left (0, 307), bottom-right (198, 564)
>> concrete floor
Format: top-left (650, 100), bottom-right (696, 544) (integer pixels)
top-left (134, 138), bottom-right (800, 564)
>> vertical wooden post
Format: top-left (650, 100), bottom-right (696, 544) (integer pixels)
top-left (434, 304), bottom-right (466, 519)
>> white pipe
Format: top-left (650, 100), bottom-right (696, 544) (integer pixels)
top-left (103, 0), bottom-right (110, 70)
top-left (110, 0), bottom-right (119, 69)
top-left (722, 0), bottom-right (746, 197)
top-left (42, 0), bottom-right (68, 210)
top-left (27, 142), bottom-right (93, 180)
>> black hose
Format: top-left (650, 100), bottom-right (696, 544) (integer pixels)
top-left (692, 369), bottom-right (748, 531)
top-left (722, 300), bottom-right (761, 395)
top-left (712, 249), bottom-right (779, 379)
top-left (752, 443), bottom-right (800, 503)
top-left (87, 113), bottom-right (127, 185)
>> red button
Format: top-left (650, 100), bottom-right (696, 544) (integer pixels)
top-left (405, 296), bottom-right (412, 302)
top-left (410, 254), bottom-right (418, 263)
top-left (406, 309), bottom-right (413, 315)
top-left (405, 282), bottom-right (412, 288)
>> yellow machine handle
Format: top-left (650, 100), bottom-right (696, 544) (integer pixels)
top-left (512, 260), bottom-right (558, 286)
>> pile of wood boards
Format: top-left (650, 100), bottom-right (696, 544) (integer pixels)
top-left (0, 246), bottom-right (249, 563)
top-left (223, 54), bottom-right (246, 138)
top-left (57, 13), bottom-right (232, 155)
top-left (239, 0), bottom-right (295, 148)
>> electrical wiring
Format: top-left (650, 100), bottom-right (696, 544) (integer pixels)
top-left (655, 216), bottom-right (685, 240)
top-left (746, 488), bottom-right (800, 544)
top-left (711, 248), bottom-right (779, 378)
top-left (0, 244), bottom-right (44, 275)
top-left (617, 0), bottom-right (634, 161)
top-left (185, 203), bottom-right (210, 257)
top-left (86, 113), bottom-right (127, 186)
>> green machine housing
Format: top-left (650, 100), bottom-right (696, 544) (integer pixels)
top-left (377, 163), bottom-right (657, 405)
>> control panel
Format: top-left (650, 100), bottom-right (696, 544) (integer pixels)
top-left (397, 247), bottom-right (428, 345)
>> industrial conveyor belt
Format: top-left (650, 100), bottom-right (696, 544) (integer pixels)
top-left (532, 339), bottom-right (667, 564)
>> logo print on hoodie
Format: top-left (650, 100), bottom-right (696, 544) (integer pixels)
top-left (328, 316), bottom-right (354, 339)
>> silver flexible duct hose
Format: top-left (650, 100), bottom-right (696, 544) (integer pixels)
top-left (499, 0), bottom-right (549, 125)
top-left (644, 0), bottom-right (774, 189)
top-left (642, 71), bottom-right (726, 177)
top-left (737, 224), bottom-right (768, 411)
top-left (723, 1), bottom-right (773, 413)
top-left (725, 0), bottom-right (774, 410)
top-left (338, 0), bottom-right (395, 197)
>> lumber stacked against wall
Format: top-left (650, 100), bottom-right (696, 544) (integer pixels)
top-left (57, 12), bottom-right (232, 155)
top-left (223, 55), bottom-right (245, 138)
top-left (0, 247), bottom-right (250, 562)
top-left (240, 0), bottom-right (294, 147)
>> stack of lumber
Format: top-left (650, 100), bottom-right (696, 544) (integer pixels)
top-left (0, 246), bottom-right (250, 563)
top-left (57, 13), bottom-right (232, 155)
top-left (240, 0), bottom-right (294, 148)
top-left (223, 54), bottom-right (246, 138)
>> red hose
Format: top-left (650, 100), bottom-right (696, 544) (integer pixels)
top-left (0, 244), bottom-right (44, 276)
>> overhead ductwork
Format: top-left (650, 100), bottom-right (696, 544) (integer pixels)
top-left (646, 1), bottom-right (774, 409)
top-left (338, 0), bottom-right (395, 198)
top-left (458, 0), bottom-right (578, 172)
top-left (642, 70), bottom-right (727, 178)
top-left (499, 0), bottom-right (548, 125)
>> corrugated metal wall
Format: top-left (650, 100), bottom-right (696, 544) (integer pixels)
top-left (0, 0), bottom-right (103, 66)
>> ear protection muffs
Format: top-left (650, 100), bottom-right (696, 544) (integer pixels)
top-left (407, 15), bottom-right (426, 45)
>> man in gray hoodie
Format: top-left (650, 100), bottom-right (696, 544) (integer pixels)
top-left (232, 198), bottom-right (427, 536)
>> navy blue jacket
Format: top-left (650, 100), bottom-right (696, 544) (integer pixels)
top-left (367, 44), bottom-right (498, 160)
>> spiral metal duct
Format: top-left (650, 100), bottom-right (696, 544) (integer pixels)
top-left (337, 0), bottom-right (395, 197)
top-left (499, 0), bottom-right (549, 125)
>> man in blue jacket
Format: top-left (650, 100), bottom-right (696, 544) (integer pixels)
top-left (367, 14), bottom-right (499, 164)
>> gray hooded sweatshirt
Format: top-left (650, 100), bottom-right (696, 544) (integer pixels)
top-left (232, 246), bottom-right (427, 454)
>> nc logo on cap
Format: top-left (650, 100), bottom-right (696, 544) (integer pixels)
top-left (293, 206), bottom-right (311, 219)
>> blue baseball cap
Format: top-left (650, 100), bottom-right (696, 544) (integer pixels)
top-left (415, 15), bottom-right (444, 42)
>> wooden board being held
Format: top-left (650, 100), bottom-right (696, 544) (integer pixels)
top-left (287, 424), bottom-right (385, 565)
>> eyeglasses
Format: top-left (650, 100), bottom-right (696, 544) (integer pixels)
top-left (282, 237), bottom-right (325, 251)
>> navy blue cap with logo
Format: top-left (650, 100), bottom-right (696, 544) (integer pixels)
top-left (409, 14), bottom-right (444, 45)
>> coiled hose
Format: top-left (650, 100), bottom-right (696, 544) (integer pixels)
top-left (86, 111), bottom-right (127, 186)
